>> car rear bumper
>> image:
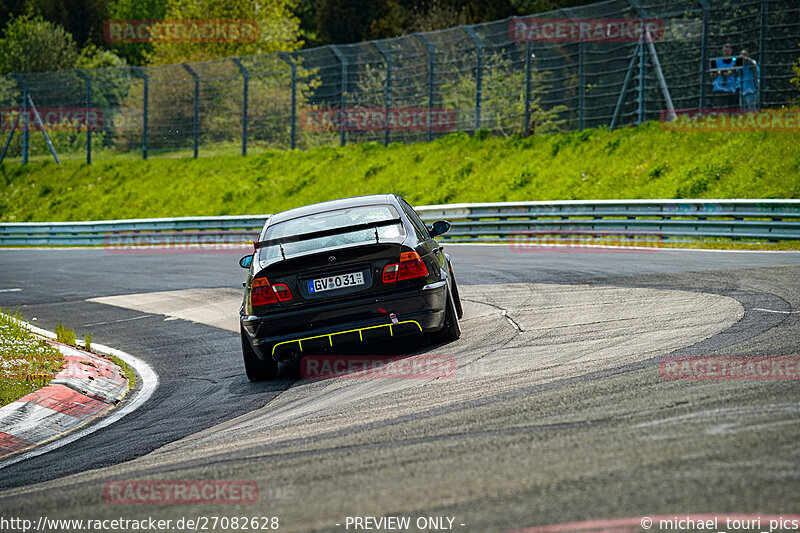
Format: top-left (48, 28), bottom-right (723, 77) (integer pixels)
top-left (241, 281), bottom-right (448, 362)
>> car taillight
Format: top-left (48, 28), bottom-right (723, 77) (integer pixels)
top-left (251, 277), bottom-right (293, 306)
top-left (272, 283), bottom-right (293, 302)
top-left (382, 251), bottom-right (429, 283)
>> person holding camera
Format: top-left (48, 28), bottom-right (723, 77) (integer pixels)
top-left (710, 43), bottom-right (739, 109)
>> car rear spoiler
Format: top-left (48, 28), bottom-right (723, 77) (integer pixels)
top-left (254, 218), bottom-right (402, 258)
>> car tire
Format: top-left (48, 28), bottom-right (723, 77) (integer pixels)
top-left (450, 272), bottom-right (463, 320)
top-left (431, 286), bottom-right (462, 343)
top-left (241, 327), bottom-right (278, 381)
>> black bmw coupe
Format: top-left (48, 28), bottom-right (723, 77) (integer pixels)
top-left (238, 194), bottom-right (463, 381)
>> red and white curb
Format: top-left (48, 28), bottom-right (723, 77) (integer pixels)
top-left (0, 318), bottom-right (158, 468)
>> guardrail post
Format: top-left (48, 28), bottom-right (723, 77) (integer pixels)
top-left (182, 63), bottom-right (200, 158)
top-left (232, 58), bottom-right (249, 156)
top-left (524, 39), bottom-right (533, 136)
top-left (373, 41), bottom-right (393, 146)
top-left (758, 0), bottom-right (767, 109)
top-left (277, 52), bottom-right (297, 150)
top-left (75, 70), bottom-right (92, 165)
top-left (131, 67), bottom-right (149, 160)
top-left (330, 45), bottom-right (347, 147)
top-left (414, 34), bottom-right (436, 142)
top-left (463, 26), bottom-right (484, 132)
top-left (696, 0), bottom-right (710, 110)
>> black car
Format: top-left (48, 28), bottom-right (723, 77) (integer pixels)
top-left (238, 194), bottom-right (463, 381)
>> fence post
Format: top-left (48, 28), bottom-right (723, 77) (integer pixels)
top-left (524, 39), bottom-right (533, 136)
top-left (561, 8), bottom-right (585, 129)
top-left (15, 77), bottom-right (29, 164)
top-left (636, 34), bottom-right (646, 125)
top-left (330, 45), bottom-right (347, 147)
top-left (182, 63), bottom-right (200, 158)
top-left (75, 70), bottom-right (92, 165)
top-left (373, 41), bottom-right (393, 146)
top-left (277, 52), bottom-right (297, 150)
top-left (697, 0), bottom-right (710, 110)
top-left (414, 34), bottom-right (436, 142)
top-left (232, 58), bottom-right (249, 156)
top-left (758, 0), bottom-right (767, 109)
top-left (131, 67), bottom-right (148, 160)
top-left (463, 26), bottom-right (484, 132)
top-left (578, 42), bottom-right (586, 129)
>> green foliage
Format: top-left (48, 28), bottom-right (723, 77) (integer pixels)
top-left (0, 13), bottom-right (79, 74)
top-left (0, 308), bottom-right (64, 407)
top-left (84, 332), bottom-right (92, 352)
top-left (105, 0), bottom-right (166, 66)
top-left (147, 0), bottom-right (301, 65)
top-left (1, 120), bottom-right (799, 224)
top-left (55, 324), bottom-right (76, 346)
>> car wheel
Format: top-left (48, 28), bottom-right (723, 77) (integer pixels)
top-left (431, 286), bottom-right (462, 343)
top-left (241, 327), bottom-right (278, 381)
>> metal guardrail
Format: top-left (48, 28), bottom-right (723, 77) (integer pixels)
top-left (1, 200), bottom-right (799, 247)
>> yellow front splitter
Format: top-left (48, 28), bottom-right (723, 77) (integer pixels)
top-left (271, 320), bottom-right (423, 356)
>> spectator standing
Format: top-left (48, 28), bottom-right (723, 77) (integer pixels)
top-left (710, 43), bottom-right (739, 109)
top-left (739, 49), bottom-right (760, 111)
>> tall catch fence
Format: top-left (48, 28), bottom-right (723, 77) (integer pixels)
top-left (0, 0), bottom-right (797, 163)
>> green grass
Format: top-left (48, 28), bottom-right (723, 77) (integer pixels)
top-left (55, 323), bottom-right (76, 345)
top-left (1, 120), bottom-right (798, 223)
top-left (108, 353), bottom-right (136, 389)
top-left (0, 309), bottom-right (64, 407)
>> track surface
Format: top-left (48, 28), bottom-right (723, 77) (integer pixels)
top-left (1, 246), bottom-right (799, 531)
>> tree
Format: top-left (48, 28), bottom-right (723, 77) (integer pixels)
top-left (146, 0), bottom-right (301, 65)
top-left (316, 0), bottom-right (379, 44)
top-left (105, 0), bottom-right (166, 66)
top-left (0, 13), bottom-right (79, 73)
top-left (0, 0), bottom-right (112, 46)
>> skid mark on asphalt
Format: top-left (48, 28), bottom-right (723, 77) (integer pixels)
top-left (126, 283), bottom-right (741, 469)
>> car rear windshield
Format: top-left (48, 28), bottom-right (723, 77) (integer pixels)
top-left (259, 205), bottom-right (406, 260)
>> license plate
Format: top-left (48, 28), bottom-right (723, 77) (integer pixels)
top-left (308, 272), bottom-right (364, 293)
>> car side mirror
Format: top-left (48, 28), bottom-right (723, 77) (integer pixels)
top-left (239, 255), bottom-right (253, 269)
top-left (429, 220), bottom-right (451, 237)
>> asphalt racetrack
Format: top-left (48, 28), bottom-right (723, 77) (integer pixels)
top-left (1, 245), bottom-right (799, 532)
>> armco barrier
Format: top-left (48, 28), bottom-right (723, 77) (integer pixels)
top-left (1, 200), bottom-right (799, 247)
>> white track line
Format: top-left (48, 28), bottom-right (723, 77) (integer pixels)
top-left (753, 308), bottom-right (800, 314)
top-left (0, 288), bottom-right (22, 292)
top-left (0, 318), bottom-right (159, 470)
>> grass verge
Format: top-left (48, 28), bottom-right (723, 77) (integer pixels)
top-left (0, 309), bottom-right (64, 407)
top-left (1, 121), bottom-right (799, 223)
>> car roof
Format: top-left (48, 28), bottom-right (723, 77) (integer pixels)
top-left (268, 194), bottom-right (399, 225)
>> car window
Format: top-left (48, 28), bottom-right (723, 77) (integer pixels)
top-left (398, 198), bottom-right (431, 240)
top-left (259, 205), bottom-right (405, 260)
